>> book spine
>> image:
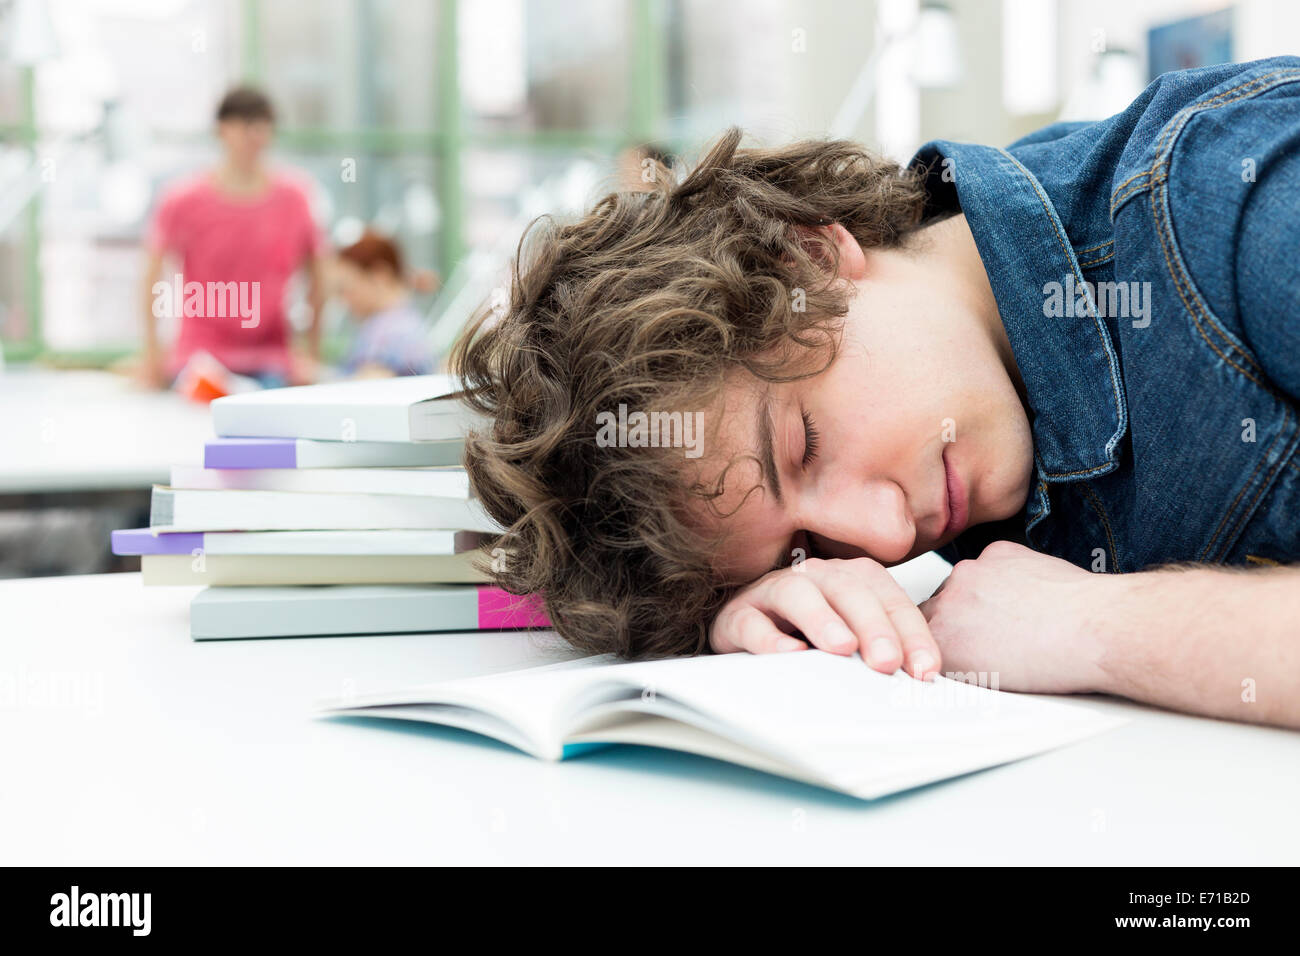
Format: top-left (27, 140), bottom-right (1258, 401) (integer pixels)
top-left (212, 405), bottom-right (411, 442)
top-left (111, 529), bottom-right (204, 556)
top-left (477, 588), bottom-right (549, 628)
top-left (190, 584), bottom-right (548, 639)
top-left (204, 439), bottom-right (298, 469)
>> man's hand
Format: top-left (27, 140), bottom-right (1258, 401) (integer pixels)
top-left (920, 540), bottom-right (1300, 728)
top-left (918, 540), bottom-right (1112, 694)
top-left (708, 557), bottom-right (941, 679)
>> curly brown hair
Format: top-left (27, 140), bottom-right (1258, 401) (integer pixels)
top-left (452, 127), bottom-right (928, 658)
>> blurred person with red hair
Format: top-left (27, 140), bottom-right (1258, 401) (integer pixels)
top-left (334, 230), bottom-right (435, 378)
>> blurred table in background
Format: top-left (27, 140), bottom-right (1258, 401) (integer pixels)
top-left (0, 366), bottom-right (212, 577)
top-left (0, 366), bottom-right (210, 493)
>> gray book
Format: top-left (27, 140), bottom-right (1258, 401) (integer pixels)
top-left (150, 486), bottom-right (497, 533)
top-left (190, 583), bottom-right (548, 640)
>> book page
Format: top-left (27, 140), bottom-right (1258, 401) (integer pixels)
top-left (321, 655), bottom-right (624, 759)
top-left (323, 649), bottom-right (1123, 798)
top-left (569, 651), bottom-right (1124, 799)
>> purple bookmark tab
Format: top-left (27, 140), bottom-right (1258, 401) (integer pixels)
top-left (205, 437), bottom-right (297, 469)
top-left (111, 528), bottom-right (204, 556)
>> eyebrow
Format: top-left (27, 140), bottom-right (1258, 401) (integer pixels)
top-left (757, 389), bottom-right (783, 506)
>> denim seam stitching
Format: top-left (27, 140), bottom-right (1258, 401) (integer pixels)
top-left (1075, 239), bottom-right (1114, 256)
top-left (1212, 408), bottom-right (1299, 562)
top-left (1025, 468), bottom-right (1052, 534)
top-left (1108, 68), bottom-right (1300, 220)
top-left (1109, 176), bottom-right (1152, 218)
top-left (1146, 69), bottom-right (1300, 383)
top-left (1041, 461), bottom-right (1117, 479)
top-left (1079, 480), bottom-right (1123, 573)
top-left (1150, 184), bottom-right (1264, 386)
top-left (1077, 251), bottom-right (1115, 268)
top-left (1200, 403), bottom-right (1295, 561)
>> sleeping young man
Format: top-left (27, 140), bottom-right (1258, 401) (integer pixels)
top-left (454, 57), bottom-right (1300, 729)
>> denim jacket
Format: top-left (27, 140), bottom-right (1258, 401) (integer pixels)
top-left (917, 57), bottom-right (1300, 573)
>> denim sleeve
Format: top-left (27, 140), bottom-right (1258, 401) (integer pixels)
top-left (1006, 120), bottom-right (1097, 150)
top-left (1235, 138), bottom-right (1300, 402)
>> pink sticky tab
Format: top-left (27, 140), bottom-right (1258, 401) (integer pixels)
top-left (477, 588), bottom-right (550, 629)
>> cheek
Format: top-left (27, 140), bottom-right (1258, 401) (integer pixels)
top-left (820, 365), bottom-right (934, 467)
top-left (969, 397), bottom-right (1034, 518)
top-left (1000, 420), bottom-right (1036, 509)
top-left (341, 281), bottom-right (372, 312)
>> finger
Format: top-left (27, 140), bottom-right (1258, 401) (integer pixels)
top-left (753, 574), bottom-right (859, 655)
top-left (882, 594), bottom-right (941, 680)
top-left (816, 570), bottom-right (905, 673)
top-left (714, 605), bottom-right (806, 655)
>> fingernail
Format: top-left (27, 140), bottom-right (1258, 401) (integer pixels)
top-left (867, 638), bottom-right (898, 669)
top-left (776, 637), bottom-right (805, 652)
top-left (910, 651), bottom-right (935, 678)
top-left (823, 622), bottom-right (855, 650)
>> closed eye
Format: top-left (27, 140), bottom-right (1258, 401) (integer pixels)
top-left (801, 409), bottom-right (820, 467)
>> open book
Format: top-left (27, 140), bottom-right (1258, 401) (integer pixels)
top-left (320, 650), bottom-right (1125, 800)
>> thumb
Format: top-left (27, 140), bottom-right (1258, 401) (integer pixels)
top-left (917, 576), bottom-right (951, 618)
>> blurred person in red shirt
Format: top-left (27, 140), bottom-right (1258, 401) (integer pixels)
top-left (138, 86), bottom-right (327, 389)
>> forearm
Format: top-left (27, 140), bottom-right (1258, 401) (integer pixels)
top-left (305, 295), bottom-right (323, 357)
top-left (1099, 565), bottom-right (1300, 728)
top-left (141, 272), bottom-right (161, 355)
top-left (304, 264), bottom-right (325, 359)
top-left (142, 301), bottom-right (159, 353)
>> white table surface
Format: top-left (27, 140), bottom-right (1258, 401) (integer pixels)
top-left (0, 367), bottom-right (210, 493)
top-left (4, 568), bottom-right (1298, 865)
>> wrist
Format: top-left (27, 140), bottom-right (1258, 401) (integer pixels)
top-left (1088, 568), bottom-right (1174, 698)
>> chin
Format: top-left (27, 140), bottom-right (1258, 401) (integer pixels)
top-left (989, 465), bottom-right (1034, 521)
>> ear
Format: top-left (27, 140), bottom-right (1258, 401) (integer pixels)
top-left (795, 223), bottom-right (869, 281)
top-left (825, 222), bottom-right (868, 280)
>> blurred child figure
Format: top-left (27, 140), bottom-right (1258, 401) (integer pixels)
top-left (335, 230), bottom-right (435, 378)
top-left (140, 86), bottom-right (326, 390)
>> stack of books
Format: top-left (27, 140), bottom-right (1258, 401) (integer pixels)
top-left (110, 376), bottom-right (547, 640)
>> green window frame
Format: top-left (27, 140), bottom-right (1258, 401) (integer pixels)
top-left (4, 0), bottom-right (672, 366)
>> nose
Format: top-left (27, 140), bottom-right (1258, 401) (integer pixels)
top-left (797, 477), bottom-right (916, 565)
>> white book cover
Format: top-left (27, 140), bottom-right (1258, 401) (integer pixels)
top-left (197, 529), bottom-right (477, 555)
top-left (210, 375), bottom-right (490, 443)
top-left (150, 486), bottom-right (499, 533)
top-left (171, 464), bottom-right (472, 498)
top-left (319, 651), bottom-right (1126, 801)
top-left (142, 552), bottom-right (485, 586)
top-left (111, 528), bottom-right (484, 556)
top-left (205, 437), bottom-right (464, 469)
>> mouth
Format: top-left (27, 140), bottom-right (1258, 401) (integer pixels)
top-left (941, 446), bottom-right (969, 540)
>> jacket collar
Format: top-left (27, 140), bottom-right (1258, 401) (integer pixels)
top-left (910, 141), bottom-right (1128, 521)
